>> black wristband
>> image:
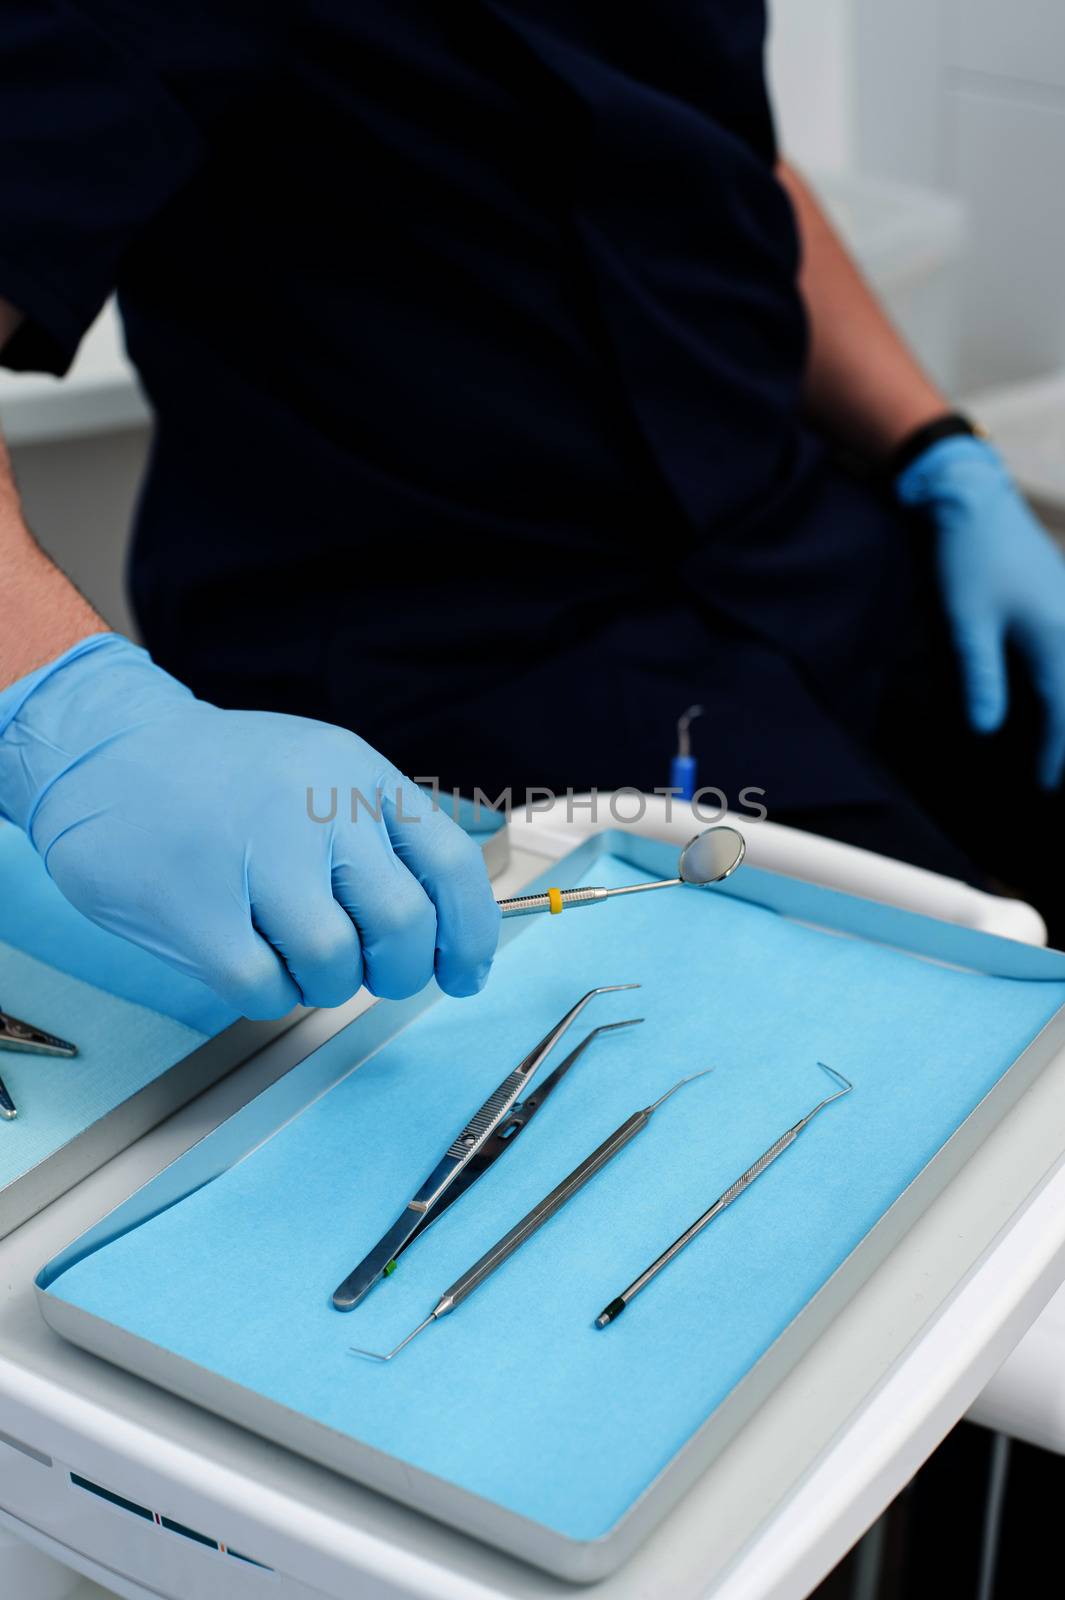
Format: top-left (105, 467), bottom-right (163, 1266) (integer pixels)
top-left (886, 412), bottom-right (987, 484)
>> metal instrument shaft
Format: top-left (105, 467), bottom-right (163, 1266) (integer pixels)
top-left (350, 1070), bottom-right (713, 1362)
top-left (595, 1062), bottom-right (852, 1328)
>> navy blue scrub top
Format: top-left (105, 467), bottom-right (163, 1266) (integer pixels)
top-left (0, 1), bottom-right (907, 812)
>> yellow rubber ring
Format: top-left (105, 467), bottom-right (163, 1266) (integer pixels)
top-left (547, 886), bottom-right (563, 915)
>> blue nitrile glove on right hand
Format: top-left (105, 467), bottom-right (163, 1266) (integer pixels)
top-left (897, 434), bottom-right (1065, 788)
top-left (0, 634), bottom-right (500, 1017)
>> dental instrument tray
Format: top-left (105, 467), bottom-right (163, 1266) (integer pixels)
top-left (35, 829), bottom-right (1065, 1581)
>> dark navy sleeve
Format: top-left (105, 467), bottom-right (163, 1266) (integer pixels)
top-left (0, 1), bottom-right (273, 375)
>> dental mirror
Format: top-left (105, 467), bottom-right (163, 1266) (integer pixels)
top-left (497, 825), bottom-right (746, 918)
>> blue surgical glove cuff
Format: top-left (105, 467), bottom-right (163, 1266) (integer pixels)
top-left (0, 632), bottom-right (123, 735)
top-left (0, 633), bottom-right (184, 834)
top-left (894, 433), bottom-right (1012, 510)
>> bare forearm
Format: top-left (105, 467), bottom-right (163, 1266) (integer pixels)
top-left (777, 161), bottom-right (947, 461)
top-left (0, 298), bottom-right (109, 692)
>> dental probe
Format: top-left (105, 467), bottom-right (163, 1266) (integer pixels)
top-left (350, 1069), bottom-right (714, 1362)
top-left (595, 1062), bottom-right (853, 1328)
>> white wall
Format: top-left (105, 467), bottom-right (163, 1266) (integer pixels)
top-left (853, 0), bottom-right (1065, 391)
top-left (768, 0), bottom-right (966, 392)
top-left (767, 0), bottom-right (855, 174)
top-left (771, 0), bottom-right (1065, 392)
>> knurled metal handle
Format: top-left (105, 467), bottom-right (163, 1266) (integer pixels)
top-left (497, 886), bottom-right (608, 918)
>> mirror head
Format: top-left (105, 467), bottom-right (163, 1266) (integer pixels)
top-left (678, 825), bottom-right (746, 886)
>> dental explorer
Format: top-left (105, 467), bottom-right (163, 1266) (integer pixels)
top-left (595, 1062), bottom-right (853, 1328)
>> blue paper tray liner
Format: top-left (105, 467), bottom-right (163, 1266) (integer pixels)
top-left (42, 841), bottom-right (1065, 1544)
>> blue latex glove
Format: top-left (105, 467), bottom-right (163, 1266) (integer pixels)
top-left (897, 435), bottom-right (1065, 788)
top-left (0, 634), bottom-right (500, 1017)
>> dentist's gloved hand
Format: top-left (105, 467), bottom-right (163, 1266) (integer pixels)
top-left (0, 634), bottom-right (500, 1017)
top-left (897, 434), bottom-right (1065, 788)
